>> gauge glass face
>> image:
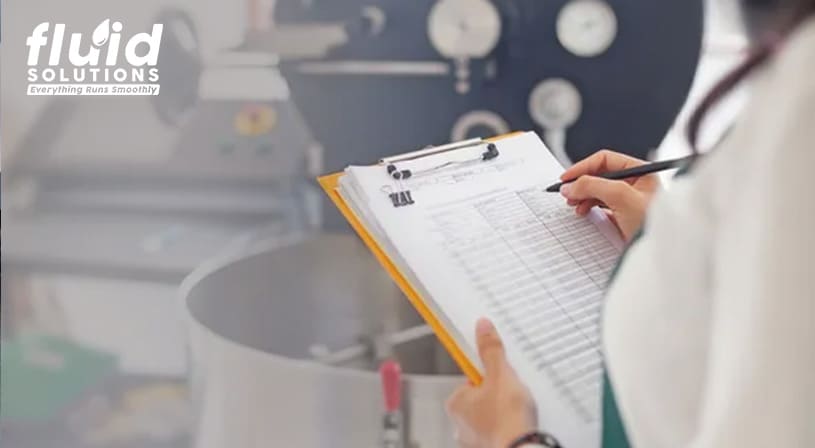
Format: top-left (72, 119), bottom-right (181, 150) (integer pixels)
top-left (428, 0), bottom-right (502, 59)
top-left (528, 78), bottom-right (582, 130)
top-left (557, 0), bottom-right (618, 58)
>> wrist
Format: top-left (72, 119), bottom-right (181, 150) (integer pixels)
top-left (493, 420), bottom-right (537, 448)
top-left (506, 431), bottom-right (562, 448)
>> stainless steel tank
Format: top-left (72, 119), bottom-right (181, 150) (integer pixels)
top-left (181, 234), bottom-right (462, 448)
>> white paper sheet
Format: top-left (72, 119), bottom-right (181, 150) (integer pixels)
top-left (341, 132), bottom-right (623, 448)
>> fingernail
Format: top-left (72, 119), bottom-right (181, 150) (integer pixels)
top-left (560, 184), bottom-right (573, 198)
top-left (476, 318), bottom-right (494, 336)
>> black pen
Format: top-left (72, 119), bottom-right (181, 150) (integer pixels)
top-left (545, 155), bottom-right (697, 193)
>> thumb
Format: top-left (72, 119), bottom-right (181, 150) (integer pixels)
top-left (561, 176), bottom-right (638, 211)
top-left (476, 318), bottom-right (506, 376)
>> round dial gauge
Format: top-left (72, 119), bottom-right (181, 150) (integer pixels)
top-left (557, 0), bottom-right (618, 58)
top-left (528, 78), bottom-right (583, 130)
top-left (428, 0), bottom-right (502, 59)
top-left (451, 110), bottom-right (510, 141)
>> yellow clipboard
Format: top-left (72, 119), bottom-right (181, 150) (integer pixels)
top-left (317, 132), bottom-right (523, 384)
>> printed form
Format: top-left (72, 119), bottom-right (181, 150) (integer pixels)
top-left (340, 132), bottom-right (623, 448)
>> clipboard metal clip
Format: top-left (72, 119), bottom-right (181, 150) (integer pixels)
top-left (388, 190), bottom-right (415, 208)
top-left (382, 139), bottom-right (500, 208)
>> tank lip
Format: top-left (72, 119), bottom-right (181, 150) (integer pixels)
top-left (178, 232), bottom-right (308, 317)
top-left (178, 233), bottom-right (465, 382)
top-left (177, 231), bottom-right (308, 337)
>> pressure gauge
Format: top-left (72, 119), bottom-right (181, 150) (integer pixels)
top-left (529, 78), bottom-right (583, 165)
top-left (529, 78), bottom-right (582, 131)
top-left (427, 0), bottom-right (502, 59)
top-left (451, 110), bottom-right (510, 141)
top-left (556, 0), bottom-right (618, 58)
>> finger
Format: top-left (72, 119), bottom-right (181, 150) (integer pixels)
top-left (576, 200), bottom-right (602, 216)
top-left (560, 149), bottom-right (646, 181)
top-left (475, 318), bottom-right (506, 376)
top-left (445, 383), bottom-right (471, 417)
top-left (561, 149), bottom-right (645, 180)
top-left (603, 208), bottom-right (619, 227)
top-left (560, 176), bottom-right (638, 212)
top-left (569, 198), bottom-right (604, 213)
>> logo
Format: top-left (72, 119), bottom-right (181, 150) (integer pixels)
top-left (26, 19), bottom-right (163, 96)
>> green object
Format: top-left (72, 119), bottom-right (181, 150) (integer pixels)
top-left (601, 372), bottom-right (631, 448)
top-left (0, 334), bottom-right (117, 423)
top-left (601, 227), bottom-right (642, 447)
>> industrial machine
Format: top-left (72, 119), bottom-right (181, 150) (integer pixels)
top-left (2, 5), bottom-right (319, 443)
top-left (272, 0), bottom-right (704, 168)
top-left (1, 7), bottom-right (318, 392)
top-left (3, 9), bottom-right (317, 284)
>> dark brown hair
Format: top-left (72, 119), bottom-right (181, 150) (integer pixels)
top-left (687, 1), bottom-right (815, 150)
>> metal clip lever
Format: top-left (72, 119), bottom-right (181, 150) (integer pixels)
top-left (384, 143), bottom-right (499, 179)
top-left (380, 138), bottom-right (484, 164)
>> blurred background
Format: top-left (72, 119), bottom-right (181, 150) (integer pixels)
top-left (1, 0), bottom-right (748, 446)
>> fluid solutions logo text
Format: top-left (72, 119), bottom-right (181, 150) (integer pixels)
top-left (26, 19), bottom-right (163, 96)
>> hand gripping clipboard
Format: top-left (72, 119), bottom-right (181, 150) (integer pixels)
top-left (317, 132), bottom-right (523, 384)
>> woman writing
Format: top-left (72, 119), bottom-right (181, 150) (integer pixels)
top-left (446, 1), bottom-right (815, 447)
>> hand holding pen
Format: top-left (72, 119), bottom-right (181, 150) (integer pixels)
top-left (550, 150), bottom-right (674, 241)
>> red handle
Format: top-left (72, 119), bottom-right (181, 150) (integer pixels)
top-left (379, 359), bottom-right (402, 412)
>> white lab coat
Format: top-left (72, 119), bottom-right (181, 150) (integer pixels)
top-left (603, 17), bottom-right (815, 448)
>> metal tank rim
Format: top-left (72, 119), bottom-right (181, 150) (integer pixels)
top-left (178, 232), bottom-right (465, 384)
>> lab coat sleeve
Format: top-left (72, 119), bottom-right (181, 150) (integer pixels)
top-left (688, 37), bottom-right (815, 447)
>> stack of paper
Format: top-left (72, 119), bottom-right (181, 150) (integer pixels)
top-left (332, 132), bottom-right (623, 447)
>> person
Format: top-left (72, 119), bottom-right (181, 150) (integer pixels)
top-left (445, 1), bottom-right (815, 447)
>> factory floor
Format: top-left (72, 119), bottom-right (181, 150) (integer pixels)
top-left (0, 5), bottom-right (749, 446)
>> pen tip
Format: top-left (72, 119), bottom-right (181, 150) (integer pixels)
top-left (545, 184), bottom-right (560, 193)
